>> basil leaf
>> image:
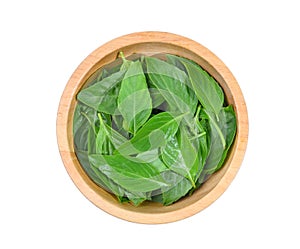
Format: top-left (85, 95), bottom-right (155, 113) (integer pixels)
top-left (165, 54), bottom-right (187, 73)
top-left (146, 56), bottom-right (198, 115)
top-left (201, 105), bottom-right (237, 174)
top-left (73, 104), bottom-right (90, 151)
top-left (118, 60), bottom-right (152, 134)
top-left (206, 105), bottom-right (237, 174)
top-left (180, 57), bottom-right (224, 118)
top-left (160, 171), bottom-right (193, 205)
top-left (202, 108), bottom-right (226, 148)
top-left (200, 111), bottom-right (224, 173)
top-left (97, 84), bottom-right (120, 114)
top-left (89, 154), bottom-right (169, 192)
top-left (149, 88), bottom-right (165, 108)
top-left (95, 113), bottom-right (128, 155)
top-left (89, 161), bottom-right (149, 205)
top-left (194, 118), bottom-right (209, 180)
top-left (74, 105), bottom-right (99, 154)
top-left (75, 150), bottom-right (107, 186)
top-left (125, 193), bottom-right (149, 206)
top-left (76, 151), bottom-right (131, 204)
top-left (115, 112), bottom-right (185, 155)
top-left (77, 150), bottom-right (148, 205)
top-left (73, 103), bottom-right (99, 152)
top-left (97, 68), bottom-right (109, 81)
top-left (77, 69), bottom-right (126, 112)
top-left (75, 148), bottom-right (136, 204)
top-left (112, 114), bottom-right (130, 139)
top-left (118, 150), bottom-right (167, 173)
top-left (135, 149), bottom-right (159, 162)
top-left (162, 126), bottom-right (200, 187)
top-left (178, 126), bottom-right (201, 180)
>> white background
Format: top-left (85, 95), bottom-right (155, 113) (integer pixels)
top-left (1, 0), bottom-right (299, 248)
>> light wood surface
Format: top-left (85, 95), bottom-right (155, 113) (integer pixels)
top-left (56, 31), bottom-right (248, 224)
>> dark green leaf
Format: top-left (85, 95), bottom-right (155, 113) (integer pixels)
top-left (75, 150), bottom-right (107, 187)
top-left (112, 115), bottom-right (130, 139)
top-left (73, 103), bottom-right (98, 152)
top-left (73, 105), bottom-right (89, 151)
top-left (165, 54), bottom-right (187, 73)
top-left (149, 88), bottom-right (165, 108)
top-left (97, 68), bottom-right (109, 81)
top-left (194, 118), bottom-right (209, 180)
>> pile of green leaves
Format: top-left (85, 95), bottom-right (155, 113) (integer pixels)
top-left (73, 53), bottom-right (236, 206)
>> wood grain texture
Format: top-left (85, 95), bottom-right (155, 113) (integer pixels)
top-left (56, 31), bottom-right (248, 224)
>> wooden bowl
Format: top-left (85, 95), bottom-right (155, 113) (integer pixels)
top-left (56, 31), bottom-right (248, 224)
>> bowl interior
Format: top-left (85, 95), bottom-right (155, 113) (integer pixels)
top-left (58, 33), bottom-right (247, 223)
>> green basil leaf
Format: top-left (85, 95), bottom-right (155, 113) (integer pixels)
top-left (201, 105), bottom-right (236, 174)
top-left (165, 54), bottom-right (187, 73)
top-left (116, 149), bottom-right (167, 173)
top-left (180, 57), bottom-right (224, 118)
top-left (125, 194), bottom-right (148, 206)
top-left (160, 171), bottom-right (193, 205)
top-left (73, 104), bottom-right (89, 152)
top-left (208, 105), bottom-right (237, 173)
top-left (118, 60), bottom-right (152, 134)
top-left (136, 149), bottom-right (159, 162)
top-left (73, 103), bottom-right (98, 152)
top-left (75, 150), bottom-right (107, 187)
top-left (200, 110), bottom-right (225, 173)
top-left (161, 125), bottom-right (199, 187)
top-left (194, 118), bottom-right (209, 180)
top-left (76, 106), bottom-right (99, 154)
top-left (178, 126), bottom-right (201, 180)
top-left (77, 69), bottom-right (126, 112)
top-left (112, 114), bottom-right (130, 139)
top-left (97, 68), bottom-right (109, 81)
top-left (149, 88), bottom-right (165, 108)
top-left (146, 56), bottom-right (198, 115)
top-left (73, 103), bottom-right (85, 136)
top-left (115, 112), bottom-right (185, 155)
top-left (95, 113), bottom-right (128, 155)
top-left (89, 154), bottom-right (169, 192)
top-left (97, 84), bottom-right (120, 114)
top-left (90, 161), bottom-right (149, 205)
top-left (165, 54), bottom-right (201, 97)
top-left (74, 149), bottom-right (129, 203)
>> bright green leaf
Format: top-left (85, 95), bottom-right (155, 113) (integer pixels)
top-left (118, 61), bottom-right (152, 134)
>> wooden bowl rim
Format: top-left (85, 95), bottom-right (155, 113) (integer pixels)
top-left (56, 31), bottom-right (248, 224)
